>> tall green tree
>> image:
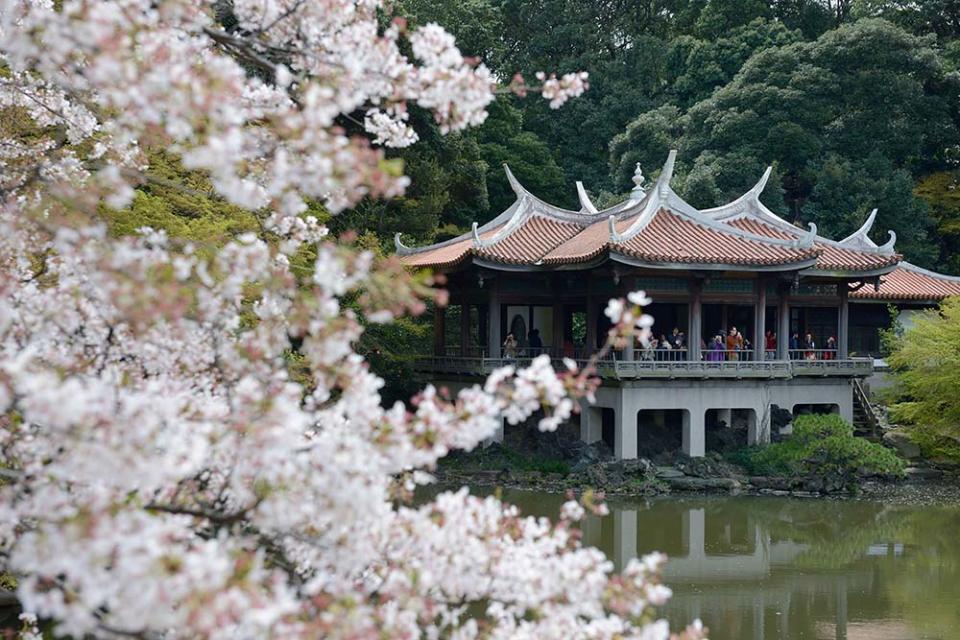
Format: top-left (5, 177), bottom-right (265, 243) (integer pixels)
top-left (612, 19), bottom-right (960, 267)
top-left (887, 297), bottom-right (960, 451)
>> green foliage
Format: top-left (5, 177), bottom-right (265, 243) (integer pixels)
top-left (887, 297), bottom-right (960, 443)
top-left (472, 98), bottom-right (568, 217)
top-left (611, 18), bottom-right (960, 269)
top-left (105, 151), bottom-right (264, 247)
top-left (732, 414), bottom-right (905, 478)
top-left (915, 170), bottom-right (960, 274)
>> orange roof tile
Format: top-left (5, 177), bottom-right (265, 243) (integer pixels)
top-left (725, 217), bottom-right (899, 272)
top-left (852, 264), bottom-right (960, 301)
top-left (614, 210), bottom-right (817, 266)
top-left (477, 215), bottom-right (581, 265)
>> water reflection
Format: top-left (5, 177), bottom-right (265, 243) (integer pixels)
top-left (484, 490), bottom-right (960, 640)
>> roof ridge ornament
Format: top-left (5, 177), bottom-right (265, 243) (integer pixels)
top-left (658, 150), bottom-right (677, 198)
top-left (631, 162), bottom-right (646, 199)
top-left (610, 150), bottom-right (675, 243)
top-left (749, 166), bottom-right (773, 199)
top-left (503, 163), bottom-right (527, 199)
top-left (878, 230), bottom-right (897, 253)
top-left (394, 232), bottom-right (414, 255)
top-left (576, 181), bottom-right (599, 214)
top-left (792, 222), bottom-right (817, 249)
top-left (840, 208), bottom-right (878, 246)
top-left (608, 215), bottom-right (622, 242)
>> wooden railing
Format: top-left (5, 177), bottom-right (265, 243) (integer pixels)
top-left (413, 353), bottom-right (874, 379)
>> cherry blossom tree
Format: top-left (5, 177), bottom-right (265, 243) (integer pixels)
top-left (0, 1), bottom-right (703, 638)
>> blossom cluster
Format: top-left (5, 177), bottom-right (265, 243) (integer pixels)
top-left (0, 2), bottom-right (707, 639)
top-left (0, 0), bottom-right (587, 216)
top-left (0, 213), bottom-right (702, 639)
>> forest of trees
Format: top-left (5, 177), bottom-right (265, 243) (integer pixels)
top-left (380, 0), bottom-right (960, 274)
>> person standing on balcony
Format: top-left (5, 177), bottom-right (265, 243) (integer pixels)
top-left (726, 326), bottom-right (744, 361)
top-left (825, 335), bottom-right (837, 360)
top-left (790, 333), bottom-right (800, 359)
top-left (804, 333), bottom-right (817, 360)
top-left (765, 330), bottom-right (777, 360)
top-left (502, 333), bottom-right (518, 360)
top-left (528, 328), bottom-right (543, 356)
top-left (707, 335), bottom-right (725, 361)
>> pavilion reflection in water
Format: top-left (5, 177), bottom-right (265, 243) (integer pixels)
top-left (582, 498), bottom-right (917, 640)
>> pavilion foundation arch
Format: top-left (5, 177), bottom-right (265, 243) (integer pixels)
top-left (705, 408), bottom-right (758, 452)
top-left (792, 403), bottom-right (841, 418)
top-left (579, 403), bottom-right (617, 452)
top-left (636, 409), bottom-right (684, 457)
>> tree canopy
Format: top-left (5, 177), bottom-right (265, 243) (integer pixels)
top-left (379, 0), bottom-right (960, 273)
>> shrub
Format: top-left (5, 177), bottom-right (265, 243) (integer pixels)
top-left (732, 414), bottom-right (906, 479)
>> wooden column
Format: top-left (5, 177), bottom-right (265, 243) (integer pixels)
top-left (487, 281), bottom-right (501, 358)
top-left (689, 280), bottom-right (703, 361)
top-left (433, 304), bottom-right (446, 356)
top-left (778, 284), bottom-right (790, 360)
top-left (754, 279), bottom-right (767, 361)
top-left (459, 303), bottom-right (470, 357)
top-left (838, 284), bottom-right (850, 359)
top-left (552, 301), bottom-right (563, 357)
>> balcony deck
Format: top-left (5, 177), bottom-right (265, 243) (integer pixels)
top-left (412, 351), bottom-right (873, 380)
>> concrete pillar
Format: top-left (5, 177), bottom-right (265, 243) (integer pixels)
top-left (752, 405), bottom-right (771, 444)
top-left (689, 280), bottom-right (703, 361)
top-left (613, 509), bottom-right (638, 572)
top-left (459, 303), bottom-right (470, 356)
top-left (615, 396), bottom-right (637, 460)
top-left (778, 285), bottom-right (790, 360)
top-left (487, 283), bottom-right (501, 358)
top-left (754, 279), bottom-right (767, 361)
top-left (682, 408), bottom-right (705, 457)
top-left (839, 388), bottom-right (854, 424)
top-left (580, 404), bottom-right (602, 444)
top-left (433, 304), bottom-right (446, 356)
top-left (838, 284), bottom-right (849, 359)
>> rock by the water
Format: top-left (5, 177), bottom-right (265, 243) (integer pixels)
top-left (655, 466), bottom-right (686, 479)
top-left (905, 467), bottom-right (943, 480)
top-left (666, 476), bottom-right (741, 492)
top-left (882, 429), bottom-right (921, 459)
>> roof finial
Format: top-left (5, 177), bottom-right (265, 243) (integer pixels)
top-left (576, 181), bottom-right (599, 214)
top-left (879, 230), bottom-right (897, 253)
top-left (840, 208), bottom-right (878, 245)
top-left (659, 150), bottom-right (677, 197)
top-left (394, 232), bottom-right (413, 255)
top-left (631, 162), bottom-right (646, 199)
top-left (503, 164), bottom-right (526, 199)
top-left (794, 222), bottom-right (817, 249)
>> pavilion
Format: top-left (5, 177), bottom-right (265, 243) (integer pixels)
top-left (398, 150), bottom-right (960, 459)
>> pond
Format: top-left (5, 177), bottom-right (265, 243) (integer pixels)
top-left (473, 490), bottom-right (960, 640)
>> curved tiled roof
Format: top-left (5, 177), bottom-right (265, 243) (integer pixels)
top-left (476, 214), bottom-right (581, 265)
top-left (400, 151), bottom-right (909, 279)
top-left (852, 263), bottom-right (960, 301)
top-left (613, 210), bottom-right (818, 266)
